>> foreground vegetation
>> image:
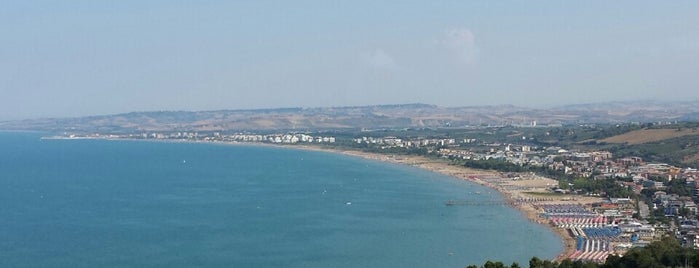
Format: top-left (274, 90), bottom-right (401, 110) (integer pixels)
top-left (467, 237), bottom-right (699, 268)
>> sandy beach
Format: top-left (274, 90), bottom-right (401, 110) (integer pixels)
top-left (292, 145), bottom-right (604, 261)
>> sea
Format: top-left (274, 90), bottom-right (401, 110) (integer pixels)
top-left (0, 132), bottom-right (562, 267)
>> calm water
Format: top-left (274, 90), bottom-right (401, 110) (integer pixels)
top-left (0, 132), bottom-right (562, 267)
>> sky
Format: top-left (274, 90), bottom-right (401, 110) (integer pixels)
top-left (1, 1), bottom-right (698, 120)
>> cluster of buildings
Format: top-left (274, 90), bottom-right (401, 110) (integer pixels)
top-left (353, 136), bottom-right (458, 148)
top-left (437, 144), bottom-right (699, 189)
top-left (437, 146), bottom-right (614, 171)
top-left (223, 133), bottom-right (336, 144)
top-left (61, 132), bottom-right (337, 144)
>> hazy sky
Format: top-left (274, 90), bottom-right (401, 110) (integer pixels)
top-left (2, 1), bottom-right (698, 120)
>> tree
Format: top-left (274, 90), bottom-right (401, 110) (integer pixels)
top-left (542, 260), bottom-right (556, 268)
top-left (601, 236), bottom-right (697, 268)
top-left (471, 236), bottom-right (699, 268)
top-left (557, 259), bottom-right (574, 268)
top-left (529, 257), bottom-right (543, 268)
top-left (483, 261), bottom-right (506, 268)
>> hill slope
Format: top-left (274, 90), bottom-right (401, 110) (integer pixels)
top-left (2, 101), bottom-right (699, 133)
top-left (601, 128), bottom-right (699, 145)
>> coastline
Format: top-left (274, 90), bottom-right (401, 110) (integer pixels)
top-left (43, 136), bottom-right (584, 261)
top-left (288, 144), bottom-right (588, 262)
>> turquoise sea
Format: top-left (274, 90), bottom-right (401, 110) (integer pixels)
top-left (0, 132), bottom-right (562, 267)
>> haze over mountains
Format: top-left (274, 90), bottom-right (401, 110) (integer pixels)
top-left (3, 101), bottom-right (699, 133)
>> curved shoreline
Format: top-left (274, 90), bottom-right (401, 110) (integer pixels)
top-left (288, 145), bottom-right (581, 261)
top-left (44, 137), bottom-right (580, 261)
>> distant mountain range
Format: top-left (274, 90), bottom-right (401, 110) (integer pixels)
top-left (3, 101), bottom-right (699, 133)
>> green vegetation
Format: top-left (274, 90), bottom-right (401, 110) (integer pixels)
top-left (602, 236), bottom-right (699, 268)
top-left (610, 135), bottom-right (699, 167)
top-left (591, 124), bottom-right (645, 140)
top-left (523, 192), bottom-right (562, 197)
top-left (336, 123), bottom-right (699, 168)
top-left (666, 178), bottom-right (694, 197)
top-left (457, 159), bottom-right (571, 179)
top-left (460, 159), bottom-right (530, 172)
top-left (467, 237), bottom-right (699, 268)
top-left (557, 178), bottom-right (634, 198)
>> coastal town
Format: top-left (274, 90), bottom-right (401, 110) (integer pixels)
top-left (53, 124), bottom-right (699, 264)
top-left (5, 1), bottom-right (698, 267)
